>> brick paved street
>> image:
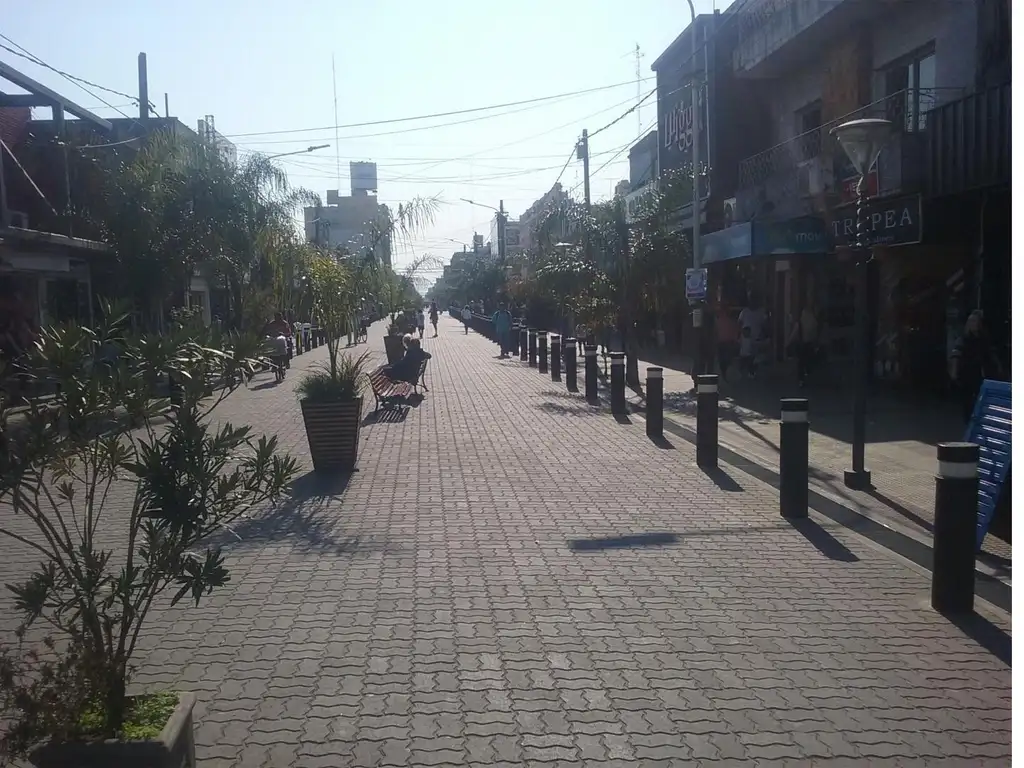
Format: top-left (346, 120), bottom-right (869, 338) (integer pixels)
top-left (0, 315), bottom-right (1012, 767)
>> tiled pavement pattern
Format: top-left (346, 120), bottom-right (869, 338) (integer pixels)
top-left (0, 316), bottom-right (1012, 767)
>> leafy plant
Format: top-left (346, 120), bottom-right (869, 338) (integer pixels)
top-left (0, 305), bottom-right (298, 759)
top-left (295, 352), bottom-right (371, 403)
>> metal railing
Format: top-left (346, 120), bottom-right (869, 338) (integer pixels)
top-left (738, 88), bottom-right (965, 190)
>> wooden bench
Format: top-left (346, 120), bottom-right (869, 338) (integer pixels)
top-left (366, 366), bottom-right (414, 412)
top-left (411, 358), bottom-right (429, 394)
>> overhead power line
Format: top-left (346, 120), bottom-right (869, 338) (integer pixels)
top-left (222, 77), bottom-right (654, 139)
top-left (0, 35), bottom-right (156, 113)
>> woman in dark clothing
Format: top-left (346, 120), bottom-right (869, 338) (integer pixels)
top-left (385, 336), bottom-right (432, 384)
top-left (950, 311), bottom-right (1002, 424)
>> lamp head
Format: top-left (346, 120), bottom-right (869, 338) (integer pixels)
top-left (830, 118), bottom-right (894, 176)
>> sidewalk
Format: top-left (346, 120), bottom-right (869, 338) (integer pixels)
top-left (619, 350), bottom-right (1012, 571)
top-left (0, 316), bottom-right (1010, 767)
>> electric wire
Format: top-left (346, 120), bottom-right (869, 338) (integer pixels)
top-left (220, 77), bottom-right (654, 139)
top-left (0, 36), bottom-right (157, 114)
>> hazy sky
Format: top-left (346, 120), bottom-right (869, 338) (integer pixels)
top-left (4, 0), bottom-right (720, 283)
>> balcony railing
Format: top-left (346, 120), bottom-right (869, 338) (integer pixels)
top-left (925, 82), bottom-right (1010, 197)
top-left (734, 0), bottom-right (844, 74)
top-left (736, 88), bottom-right (964, 217)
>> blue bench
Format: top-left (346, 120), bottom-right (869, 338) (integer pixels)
top-left (964, 379), bottom-right (1011, 548)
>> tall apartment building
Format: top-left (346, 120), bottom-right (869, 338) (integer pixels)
top-left (518, 183), bottom-right (568, 253)
top-left (303, 162), bottom-right (393, 265)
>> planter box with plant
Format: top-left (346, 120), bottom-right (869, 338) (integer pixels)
top-left (0, 303), bottom-right (297, 768)
top-left (298, 256), bottom-right (373, 473)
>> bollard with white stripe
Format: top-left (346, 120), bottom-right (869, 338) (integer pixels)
top-left (931, 442), bottom-right (979, 615)
top-left (538, 332), bottom-right (549, 374)
top-left (779, 398), bottom-right (809, 519)
top-left (695, 374), bottom-right (719, 469)
top-left (528, 329), bottom-right (538, 367)
top-left (520, 328), bottom-right (529, 362)
top-left (564, 338), bottom-right (578, 392)
top-left (610, 352), bottom-right (626, 415)
top-left (550, 335), bottom-right (562, 381)
top-left (646, 367), bottom-right (663, 438)
top-left (584, 345), bottom-right (598, 402)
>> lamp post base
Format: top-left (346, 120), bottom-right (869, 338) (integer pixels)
top-left (843, 468), bottom-right (873, 490)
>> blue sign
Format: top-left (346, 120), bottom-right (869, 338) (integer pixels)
top-left (964, 379), bottom-right (1011, 548)
top-left (700, 222), bottom-right (752, 264)
top-left (754, 217), bottom-right (828, 255)
top-left (685, 267), bottom-right (708, 300)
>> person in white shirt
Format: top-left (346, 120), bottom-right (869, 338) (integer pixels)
top-left (415, 308), bottom-right (426, 339)
top-left (461, 305), bottom-right (472, 334)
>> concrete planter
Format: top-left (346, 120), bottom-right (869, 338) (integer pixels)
top-left (29, 693), bottom-right (196, 768)
top-left (300, 396), bottom-right (363, 472)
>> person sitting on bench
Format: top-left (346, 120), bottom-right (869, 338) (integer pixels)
top-left (383, 335), bottom-right (431, 385)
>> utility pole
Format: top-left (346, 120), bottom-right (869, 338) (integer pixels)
top-left (137, 53), bottom-right (149, 120)
top-left (497, 200), bottom-right (507, 261)
top-left (634, 44), bottom-right (645, 135)
top-left (579, 129), bottom-right (591, 211)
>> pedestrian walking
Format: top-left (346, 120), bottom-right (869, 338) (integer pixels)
top-left (416, 308), bottom-right (426, 339)
top-left (575, 322), bottom-right (586, 354)
top-left (461, 304), bottom-right (472, 334)
top-left (429, 301), bottom-right (439, 337)
top-left (787, 302), bottom-right (820, 387)
top-left (492, 303), bottom-right (513, 358)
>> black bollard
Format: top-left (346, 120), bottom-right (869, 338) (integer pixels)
top-left (931, 442), bottom-right (979, 615)
top-left (538, 332), bottom-right (548, 374)
top-left (295, 331), bottom-right (303, 355)
top-left (646, 367), bottom-right (663, 438)
top-left (564, 338), bottom-right (577, 392)
top-left (695, 374), bottom-right (719, 469)
top-left (584, 344), bottom-right (598, 402)
top-left (286, 335), bottom-right (294, 364)
top-left (511, 325), bottom-right (521, 357)
top-left (550, 335), bottom-right (561, 381)
top-left (779, 398), bottom-right (809, 519)
top-left (520, 328), bottom-right (529, 362)
top-left (528, 329), bottom-right (538, 367)
top-left (610, 352), bottom-right (626, 415)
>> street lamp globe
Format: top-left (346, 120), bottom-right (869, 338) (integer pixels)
top-left (830, 118), bottom-right (894, 177)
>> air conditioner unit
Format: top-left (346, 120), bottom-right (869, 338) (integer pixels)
top-left (797, 158), bottom-right (832, 197)
top-left (722, 197), bottom-right (737, 228)
top-left (6, 210), bottom-right (28, 229)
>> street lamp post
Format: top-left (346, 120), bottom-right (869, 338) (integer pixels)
top-left (267, 143), bottom-right (330, 160)
top-left (830, 118), bottom-right (894, 490)
top-left (460, 198), bottom-right (508, 261)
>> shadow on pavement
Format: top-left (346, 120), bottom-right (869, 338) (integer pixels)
top-left (363, 407), bottom-right (408, 425)
top-left (702, 466), bottom-right (743, 492)
top-left (946, 612), bottom-right (1011, 666)
top-left (569, 532), bottom-right (679, 551)
top-left (613, 413), bottom-right (631, 425)
top-left (204, 470), bottom-right (360, 553)
top-left (250, 379), bottom-right (284, 392)
top-left (787, 517), bottom-right (860, 562)
top-left (649, 435), bottom-right (674, 450)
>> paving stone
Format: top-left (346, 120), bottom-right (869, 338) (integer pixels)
top-left (0, 316), bottom-right (1010, 767)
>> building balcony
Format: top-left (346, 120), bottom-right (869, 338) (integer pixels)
top-left (735, 88), bottom-right (961, 220)
top-left (733, 0), bottom-right (868, 78)
top-left (924, 82), bottom-right (1010, 198)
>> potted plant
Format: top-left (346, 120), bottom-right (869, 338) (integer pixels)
top-left (0, 303), bottom-right (297, 767)
top-left (297, 256), bottom-right (372, 472)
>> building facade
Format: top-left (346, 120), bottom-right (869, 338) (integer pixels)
top-left (304, 192), bottom-right (392, 265)
top-left (694, 0), bottom-right (1007, 392)
top-left (518, 183), bottom-right (568, 254)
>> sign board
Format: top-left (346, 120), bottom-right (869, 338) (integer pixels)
top-left (831, 193), bottom-right (922, 249)
top-left (685, 267), bottom-right (708, 301)
top-left (964, 379), bottom-right (1011, 548)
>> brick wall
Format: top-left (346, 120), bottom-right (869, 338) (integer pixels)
top-left (0, 107), bottom-right (30, 145)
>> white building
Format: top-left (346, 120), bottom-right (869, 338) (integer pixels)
top-left (303, 162), bottom-right (392, 265)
